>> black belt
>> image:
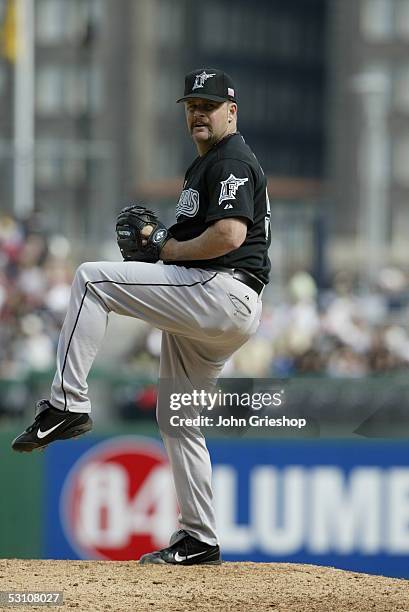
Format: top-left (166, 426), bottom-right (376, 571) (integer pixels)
top-left (232, 269), bottom-right (265, 295)
top-left (204, 266), bottom-right (264, 295)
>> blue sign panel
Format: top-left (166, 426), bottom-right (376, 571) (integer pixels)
top-left (44, 437), bottom-right (409, 577)
top-left (208, 440), bottom-right (409, 578)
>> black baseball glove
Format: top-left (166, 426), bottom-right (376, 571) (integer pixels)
top-left (116, 204), bottom-right (170, 262)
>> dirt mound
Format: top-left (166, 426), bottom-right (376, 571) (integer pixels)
top-left (0, 559), bottom-right (408, 612)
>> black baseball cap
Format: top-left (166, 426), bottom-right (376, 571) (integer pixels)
top-left (177, 68), bottom-right (237, 103)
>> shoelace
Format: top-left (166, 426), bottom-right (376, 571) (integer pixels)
top-left (26, 400), bottom-right (51, 433)
top-left (182, 537), bottom-right (189, 559)
top-left (26, 412), bottom-right (43, 433)
top-left (170, 535), bottom-right (193, 560)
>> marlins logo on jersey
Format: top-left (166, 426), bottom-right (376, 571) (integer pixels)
top-left (176, 188), bottom-right (200, 219)
top-left (192, 71), bottom-right (216, 91)
top-left (219, 174), bottom-right (249, 209)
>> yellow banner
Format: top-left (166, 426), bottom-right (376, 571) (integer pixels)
top-left (1, 0), bottom-right (18, 63)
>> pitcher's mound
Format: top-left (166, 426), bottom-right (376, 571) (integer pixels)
top-left (1, 559), bottom-right (408, 612)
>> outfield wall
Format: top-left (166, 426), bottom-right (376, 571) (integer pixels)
top-left (1, 429), bottom-right (408, 578)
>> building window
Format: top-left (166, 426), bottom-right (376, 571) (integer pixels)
top-left (35, 66), bottom-right (62, 115)
top-left (393, 136), bottom-right (409, 187)
top-left (155, 69), bottom-right (180, 115)
top-left (275, 13), bottom-right (300, 61)
top-left (88, 66), bottom-right (103, 114)
top-left (62, 154), bottom-right (87, 187)
top-left (253, 11), bottom-right (267, 57)
top-left (35, 140), bottom-right (87, 187)
top-left (361, 0), bottom-right (409, 41)
top-left (392, 202), bottom-right (409, 243)
top-left (0, 64), bottom-right (6, 98)
top-left (35, 0), bottom-right (65, 43)
top-left (156, 141), bottom-right (179, 179)
top-left (156, 0), bottom-right (183, 46)
top-left (226, 10), bottom-right (241, 53)
top-left (35, 140), bottom-right (62, 186)
top-left (303, 19), bottom-right (322, 63)
top-left (360, 0), bottom-right (394, 41)
top-left (253, 81), bottom-right (266, 124)
top-left (64, 66), bottom-right (88, 115)
top-left (200, 3), bottom-right (263, 55)
top-left (393, 66), bottom-right (409, 112)
top-left (199, 4), bottom-right (225, 51)
top-left (394, 0), bottom-right (409, 40)
top-left (35, 0), bottom-right (102, 45)
top-left (36, 65), bottom-right (103, 116)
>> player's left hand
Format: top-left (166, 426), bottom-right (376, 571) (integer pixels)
top-left (116, 204), bottom-right (170, 262)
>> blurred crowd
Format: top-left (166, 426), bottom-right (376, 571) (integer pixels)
top-left (227, 269), bottom-right (409, 378)
top-left (108, 265), bottom-right (409, 382)
top-left (1, 215), bottom-right (409, 388)
top-left (0, 214), bottom-right (73, 379)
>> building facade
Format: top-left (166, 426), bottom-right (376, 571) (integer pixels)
top-left (1, 0), bottom-right (327, 261)
top-left (328, 0), bottom-right (409, 272)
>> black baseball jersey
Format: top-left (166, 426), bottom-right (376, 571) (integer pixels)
top-left (168, 132), bottom-right (271, 284)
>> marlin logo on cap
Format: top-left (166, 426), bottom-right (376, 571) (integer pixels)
top-left (192, 71), bottom-right (216, 91)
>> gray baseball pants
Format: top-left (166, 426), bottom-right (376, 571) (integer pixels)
top-left (50, 260), bottom-right (262, 545)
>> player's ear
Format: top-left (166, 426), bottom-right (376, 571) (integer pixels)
top-left (227, 103), bottom-right (237, 123)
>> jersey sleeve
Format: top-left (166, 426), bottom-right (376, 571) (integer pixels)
top-left (204, 159), bottom-right (255, 225)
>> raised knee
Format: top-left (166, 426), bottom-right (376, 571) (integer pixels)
top-left (75, 261), bottom-right (101, 284)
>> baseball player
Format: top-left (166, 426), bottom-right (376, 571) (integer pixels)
top-left (12, 68), bottom-right (271, 565)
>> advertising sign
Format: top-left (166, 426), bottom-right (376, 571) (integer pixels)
top-left (45, 437), bottom-right (409, 577)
